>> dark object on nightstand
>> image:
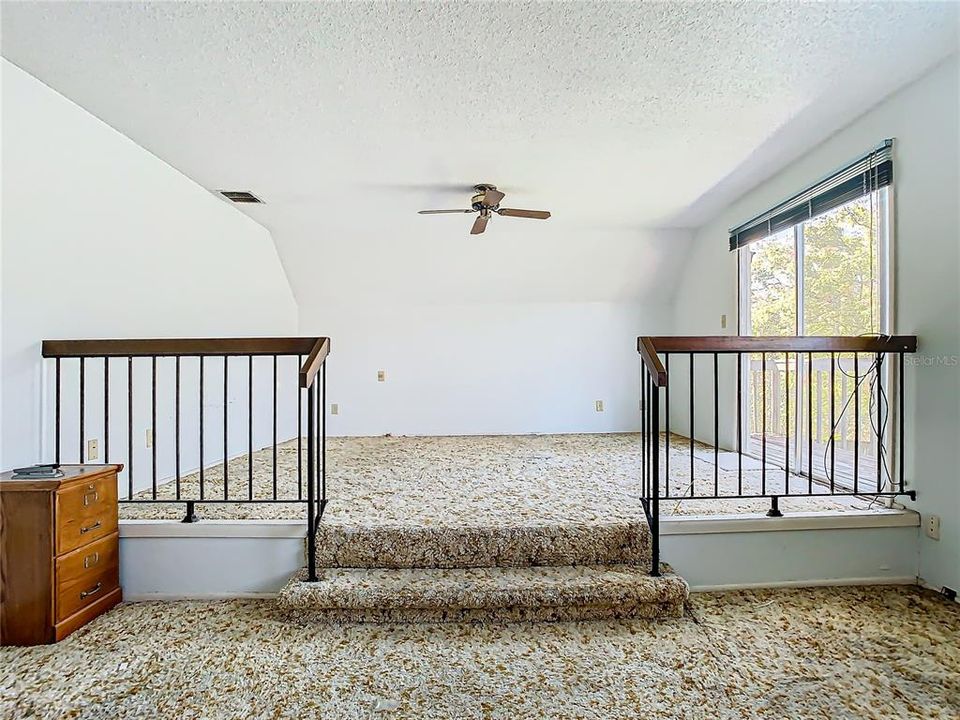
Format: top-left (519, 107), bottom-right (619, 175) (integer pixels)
top-left (12, 463), bottom-right (64, 479)
top-left (1, 464), bottom-right (123, 645)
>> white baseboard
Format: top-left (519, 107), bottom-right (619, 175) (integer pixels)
top-left (124, 591), bottom-right (279, 602)
top-left (662, 509), bottom-right (918, 535)
top-left (120, 519), bottom-right (305, 538)
top-left (917, 577), bottom-right (960, 604)
top-left (690, 575), bottom-right (917, 593)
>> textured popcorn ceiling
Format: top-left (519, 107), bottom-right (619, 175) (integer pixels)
top-left (2, 2), bottom-right (957, 305)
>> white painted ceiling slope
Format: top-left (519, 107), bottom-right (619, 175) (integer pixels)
top-left (2, 2), bottom-right (957, 307)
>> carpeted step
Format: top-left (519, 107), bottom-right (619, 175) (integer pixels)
top-left (313, 521), bottom-right (652, 569)
top-left (276, 564), bottom-right (687, 623)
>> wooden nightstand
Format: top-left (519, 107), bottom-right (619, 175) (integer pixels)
top-left (1, 464), bottom-right (123, 645)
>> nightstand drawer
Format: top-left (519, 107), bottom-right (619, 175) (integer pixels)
top-left (56, 532), bottom-right (119, 586)
top-left (56, 557), bottom-right (120, 623)
top-left (56, 474), bottom-right (117, 525)
top-left (56, 508), bottom-right (118, 556)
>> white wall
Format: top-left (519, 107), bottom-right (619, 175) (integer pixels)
top-left (301, 300), bottom-right (674, 437)
top-left (670, 56), bottom-right (960, 593)
top-left (120, 522), bottom-right (304, 598)
top-left (118, 512), bottom-right (919, 598)
top-left (1, 61), bottom-right (299, 471)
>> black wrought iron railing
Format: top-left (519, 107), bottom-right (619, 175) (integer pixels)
top-left (638, 335), bottom-right (918, 576)
top-left (42, 336), bottom-right (330, 581)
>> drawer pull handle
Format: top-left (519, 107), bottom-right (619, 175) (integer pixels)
top-left (80, 582), bottom-right (102, 599)
top-left (83, 491), bottom-right (99, 506)
top-left (80, 520), bottom-right (101, 534)
top-left (84, 552), bottom-right (100, 568)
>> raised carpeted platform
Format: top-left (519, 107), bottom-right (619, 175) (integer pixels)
top-left (268, 435), bottom-right (687, 623)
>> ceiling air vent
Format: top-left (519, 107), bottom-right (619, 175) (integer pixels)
top-left (219, 190), bottom-right (263, 204)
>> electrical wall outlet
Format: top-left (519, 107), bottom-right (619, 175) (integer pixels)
top-left (377, 370), bottom-right (385, 382)
top-left (331, 403), bottom-right (339, 415)
top-left (925, 514), bottom-right (941, 541)
top-left (721, 314), bottom-right (727, 329)
top-left (595, 400), bottom-right (604, 412)
top-left (145, 428), bottom-right (153, 448)
top-left (87, 439), bottom-right (99, 461)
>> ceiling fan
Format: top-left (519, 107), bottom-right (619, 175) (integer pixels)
top-left (418, 184), bottom-right (551, 235)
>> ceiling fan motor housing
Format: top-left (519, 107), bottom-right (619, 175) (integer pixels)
top-left (471, 184), bottom-right (499, 211)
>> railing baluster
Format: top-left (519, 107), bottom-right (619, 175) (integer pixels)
top-left (175, 356), bottom-right (181, 500)
top-left (103, 357), bottom-right (109, 463)
top-left (761, 352), bottom-right (767, 496)
top-left (298, 354), bottom-right (303, 501)
top-left (830, 352), bottom-right (836, 492)
top-left (79, 357), bottom-right (85, 463)
top-left (248, 355), bottom-right (253, 501)
top-left (737, 352), bottom-right (742, 496)
top-left (647, 368), bottom-right (652, 496)
top-left (807, 352), bottom-right (813, 492)
top-left (898, 352), bottom-right (905, 493)
top-left (200, 356), bottom-right (205, 501)
top-left (223, 355), bottom-right (229, 500)
top-left (784, 351), bottom-right (790, 492)
top-left (55, 358), bottom-right (61, 465)
top-left (665, 354), bottom-right (670, 498)
top-left (713, 352), bottom-right (719, 497)
top-left (273, 354), bottom-right (278, 500)
top-left (128, 356), bottom-right (133, 499)
top-left (876, 353), bottom-right (883, 493)
top-left (648, 372), bottom-right (654, 492)
top-left (641, 367), bottom-right (647, 493)
top-left (320, 361), bottom-right (327, 509)
top-left (650, 374), bottom-right (660, 577)
top-left (853, 353), bottom-right (859, 494)
top-left (151, 356), bottom-right (157, 499)
top-left (306, 380), bottom-right (317, 582)
top-left (689, 352), bottom-right (694, 497)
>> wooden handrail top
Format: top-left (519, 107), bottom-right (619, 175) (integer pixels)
top-left (637, 335), bottom-right (918, 388)
top-left (638, 337), bottom-right (667, 387)
top-left (299, 337), bottom-right (331, 389)
top-left (41, 337), bottom-right (331, 388)
top-left (638, 335), bottom-right (918, 355)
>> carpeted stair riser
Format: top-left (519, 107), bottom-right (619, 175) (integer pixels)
top-left (283, 601), bottom-right (684, 624)
top-left (277, 565), bottom-right (688, 624)
top-left (313, 522), bottom-right (652, 569)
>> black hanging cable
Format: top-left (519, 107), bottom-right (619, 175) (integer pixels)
top-left (820, 334), bottom-right (894, 499)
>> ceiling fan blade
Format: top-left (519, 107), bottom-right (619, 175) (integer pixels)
top-left (497, 208), bottom-right (551, 220)
top-left (418, 209), bottom-right (474, 214)
top-left (483, 189), bottom-right (505, 206)
top-left (471, 213), bottom-right (489, 235)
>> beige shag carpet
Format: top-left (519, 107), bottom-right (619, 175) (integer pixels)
top-left (119, 433), bottom-right (874, 522)
top-left (2, 586), bottom-right (957, 719)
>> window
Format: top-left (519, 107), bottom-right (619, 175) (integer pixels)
top-left (740, 188), bottom-right (890, 337)
top-left (731, 142), bottom-right (893, 491)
